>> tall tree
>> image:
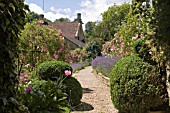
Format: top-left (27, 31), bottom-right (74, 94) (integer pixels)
top-left (152, 0), bottom-right (170, 105)
top-left (54, 17), bottom-right (71, 22)
top-left (99, 3), bottom-right (130, 41)
top-left (26, 11), bottom-right (51, 23)
top-left (0, 0), bottom-right (29, 112)
top-left (85, 21), bottom-right (96, 38)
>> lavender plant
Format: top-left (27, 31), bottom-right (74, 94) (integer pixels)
top-left (91, 55), bottom-right (120, 77)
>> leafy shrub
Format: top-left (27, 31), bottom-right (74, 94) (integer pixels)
top-left (35, 61), bottom-right (72, 80)
top-left (110, 54), bottom-right (163, 113)
top-left (84, 40), bottom-right (102, 59)
top-left (70, 48), bottom-right (89, 63)
top-left (63, 77), bottom-right (83, 106)
top-left (17, 79), bottom-right (70, 113)
top-left (19, 20), bottom-right (71, 69)
top-left (92, 55), bottom-right (120, 77)
top-left (134, 38), bottom-right (156, 65)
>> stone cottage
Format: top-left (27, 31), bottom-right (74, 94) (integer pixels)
top-left (48, 13), bottom-right (85, 50)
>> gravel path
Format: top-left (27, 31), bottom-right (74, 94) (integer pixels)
top-left (72, 66), bottom-right (118, 113)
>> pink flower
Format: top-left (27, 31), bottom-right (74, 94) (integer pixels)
top-left (24, 85), bottom-right (32, 94)
top-left (41, 45), bottom-right (47, 52)
top-left (59, 30), bottom-right (62, 36)
top-left (64, 70), bottom-right (71, 76)
top-left (49, 29), bottom-right (54, 34)
top-left (53, 51), bottom-right (58, 60)
top-left (135, 34), bottom-right (139, 38)
top-left (140, 34), bottom-right (144, 38)
top-left (39, 20), bottom-right (44, 24)
top-left (132, 36), bottom-right (137, 40)
top-left (24, 64), bottom-right (30, 68)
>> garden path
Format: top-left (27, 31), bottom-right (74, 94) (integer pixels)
top-left (71, 66), bottom-right (118, 113)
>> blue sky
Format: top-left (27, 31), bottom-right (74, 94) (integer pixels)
top-left (25, 0), bottom-right (131, 25)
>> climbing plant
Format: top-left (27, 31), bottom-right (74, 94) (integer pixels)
top-left (0, 0), bottom-right (29, 112)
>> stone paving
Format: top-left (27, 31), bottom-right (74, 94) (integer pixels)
top-left (71, 66), bottom-right (118, 113)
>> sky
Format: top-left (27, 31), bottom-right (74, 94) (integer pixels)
top-left (25, 0), bottom-right (131, 26)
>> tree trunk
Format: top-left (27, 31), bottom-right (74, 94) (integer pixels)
top-left (166, 61), bottom-right (170, 105)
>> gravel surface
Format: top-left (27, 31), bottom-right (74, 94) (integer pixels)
top-left (72, 66), bottom-right (118, 113)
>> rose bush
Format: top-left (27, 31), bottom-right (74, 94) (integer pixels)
top-left (18, 20), bottom-right (71, 70)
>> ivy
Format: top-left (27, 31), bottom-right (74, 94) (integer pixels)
top-left (0, 0), bottom-right (29, 112)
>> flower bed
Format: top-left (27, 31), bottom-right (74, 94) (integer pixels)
top-left (91, 55), bottom-right (120, 77)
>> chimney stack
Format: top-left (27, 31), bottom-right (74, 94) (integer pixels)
top-left (75, 13), bottom-right (82, 23)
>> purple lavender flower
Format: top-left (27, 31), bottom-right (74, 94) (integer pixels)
top-left (24, 85), bottom-right (32, 94)
top-left (91, 55), bottom-right (120, 77)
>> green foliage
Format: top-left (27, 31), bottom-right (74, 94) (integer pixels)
top-left (110, 54), bottom-right (163, 113)
top-left (134, 38), bottom-right (156, 65)
top-left (84, 40), bottom-right (102, 59)
top-left (19, 20), bottom-right (70, 69)
top-left (107, 0), bottom-right (155, 58)
top-left (154, 0), bottom-right (170, 45)
top-left (93, 3), bottom-right (130, 41)
top-left (17, 79), bottom-right (70, 113)
top-left (63, 77), bottom-right (83, 106)
top-left (54, 17), bottom-right (71, 22)
top-left (102, 3), bottom-right (130, 41)
top-left (70, 48), bottom-right (89, 63)
top-left (0, 0), bottom-right (29, 112)
top-left (85, 21), bottom-right (97, 39)
top-left (35, 61), bottom-right (72, 80)
top-left (25, 11), bottom-right (51, 23)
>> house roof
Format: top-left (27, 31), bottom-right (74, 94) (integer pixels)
top-left (48, 22), bottom-right (85, 47)
top-left (48, 22), bottom-right (79, 39)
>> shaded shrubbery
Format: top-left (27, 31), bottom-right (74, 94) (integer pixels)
top-left (17, 61), bottom-right (82, 112)
top-left (63, 77), bottom-right (83, 106)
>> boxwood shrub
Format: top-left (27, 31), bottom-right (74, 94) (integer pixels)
top-left (36, 61), bottom-right (72, 80)
top-left (63, 77), bottom-right (83, 106)
top-left (110, 54), bottom-right (163, 113)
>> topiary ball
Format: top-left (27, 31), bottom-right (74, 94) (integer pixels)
top-left (110, 54), bottom-right (163, 113)
top-left (36, 61), bottom-right (72, 80)
top-left (63, 77), bottom-right (82, 106)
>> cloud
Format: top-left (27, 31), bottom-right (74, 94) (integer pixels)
top-left (27, 3), bottom-right (72, 22)
top-left (75, 0), bottom-right (131, 25)
top-left (29, 3), bottom-right (44, 14)
top-left (26, 0), bottom-right (131, 26)
top-left (50, 7), bottom-right (72, 14)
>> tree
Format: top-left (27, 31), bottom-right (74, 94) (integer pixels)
top-left (95, 3), bottom-right (130, 41)
top-left (151, 0), bottom-right (170, 105)
top-left (26, 11), bottom-right (51, 23)
top-left (0, 1), bottom-right (29, 112)
top-left (85, 21), bottom-right (97, 38)
top-left (54, 17), bottom-right (71, 22)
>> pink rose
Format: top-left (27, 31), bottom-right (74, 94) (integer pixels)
top-left (64, 70), bottom-right (71, 76)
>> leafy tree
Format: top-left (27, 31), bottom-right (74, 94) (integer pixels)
top-left (54, 17), bottom-right (71, 22)
top-left (149, 0), bottom-right (170, 105)
top-left (0, 0), bottom-right (29, 112)
top-left (26, 11), bottom-right (51, 23)
top-left (94, 3), bottom-right (130, 41)
top-left (85, 21), bottom-right (97, 38)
